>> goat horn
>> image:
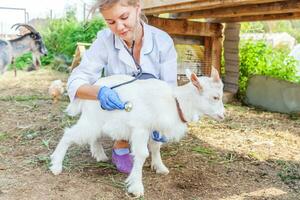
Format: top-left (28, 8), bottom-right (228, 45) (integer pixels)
top-left (11, 23), bottom-right (38, 34)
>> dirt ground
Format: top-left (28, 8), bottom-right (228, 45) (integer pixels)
top-left (0, 69), bottom-right (300, 200)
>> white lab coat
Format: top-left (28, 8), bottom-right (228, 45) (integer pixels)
top-left (67, 23), bottom-right (178, 102)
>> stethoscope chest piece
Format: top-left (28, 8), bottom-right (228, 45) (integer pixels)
top-left (124, 101), bottom-right (133, 112)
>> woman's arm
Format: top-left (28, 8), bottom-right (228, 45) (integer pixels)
top-left (75, 84), bottom-right (100, 100)
top-left (67, 31), bottom-right (109, 102)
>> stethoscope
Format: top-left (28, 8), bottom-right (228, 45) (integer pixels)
top-left (110, 7), bottom-right (144, 90)
top-left (110, 39), bottom-right (143, 90)
top-left (109, 26), bottom-right (144, 112)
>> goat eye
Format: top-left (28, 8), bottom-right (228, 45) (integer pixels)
top-left (213, 96), bottom-right (219, 100)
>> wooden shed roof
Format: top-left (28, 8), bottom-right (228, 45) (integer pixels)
top-left (143, 0), bottom-right (300, 22)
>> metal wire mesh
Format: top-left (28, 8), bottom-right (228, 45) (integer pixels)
top-left (174, 36), bottom-right (212, 85)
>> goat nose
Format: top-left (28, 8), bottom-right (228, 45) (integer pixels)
top-left (219, 114), bottom-right (225, 120)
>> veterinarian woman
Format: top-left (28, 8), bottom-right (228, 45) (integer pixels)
top-left (67, 0), bottom-right (177, 174)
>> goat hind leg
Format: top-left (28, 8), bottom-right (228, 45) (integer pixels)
top-left (149, 140), bottom-right (169, 175)
top-left (90, 138), bottom-right (108, 162)
top-left (50, 123), bottom-right (88, 175)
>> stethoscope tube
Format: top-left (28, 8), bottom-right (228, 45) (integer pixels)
top-left (110, 40), bottom-right (143, 90)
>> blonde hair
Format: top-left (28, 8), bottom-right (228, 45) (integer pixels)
top-left (90, 0), bottom-right (147, 23)
top-left (96, 0), bottom-right (139, 11)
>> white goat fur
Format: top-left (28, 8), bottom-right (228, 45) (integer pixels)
top-left (50, 68), bottom-right (225, 197)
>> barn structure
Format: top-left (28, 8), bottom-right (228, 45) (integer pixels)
top-left (143, 0), bottom-right (300, 97)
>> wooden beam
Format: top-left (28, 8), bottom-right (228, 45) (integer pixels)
top-left (215, 12), bottom-right (300, 22)
top-left (147, 16), bottom-right (223, 37)
top-left (176, 0), bottom-right (300, 19)
top-left (223, 23), bottom-right (240, 94)
top-left (203, 37), bottom-right (212, 75)
top-left (212, 36), bottom-right (222, 74)
top-left (143, 0), bottom-right (197, 9)
top-left (143, 0), bottom-right (285, 15)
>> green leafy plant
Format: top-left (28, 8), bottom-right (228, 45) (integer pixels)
top-left (41, 16), bottom-right (106, 64)
top-left (241, 22), bottom-right (265, 33)
top-left (8, 52), bottom-right (32, 70)
top-left (238, 39), bottom-right (299, 99)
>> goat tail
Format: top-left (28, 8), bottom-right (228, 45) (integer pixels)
top-left (65, 99), bottom-right (83, 116)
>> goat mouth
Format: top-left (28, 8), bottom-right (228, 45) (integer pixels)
top-left (209, 114), bottom-right (224, 121)
top-left (216, 115), bottom-right (224, 121)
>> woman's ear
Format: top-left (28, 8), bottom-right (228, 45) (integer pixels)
top-left (136, 0), bottom-right (142, 13)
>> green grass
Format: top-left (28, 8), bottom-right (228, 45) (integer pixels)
top-left (192, 146), bottom-right (216, 156)
top-left (223, 152), bottom-right (238, 163)
top-left (277, 160), bottom-right (300, 185)
top-left (0, 95), bottom-right (50, 102)
top-left (248, 151), bottom-right (264, 161)
top-left (28, 155), bottom-right (52, 169)
top-left (78, 162), bottom-right (116, 170)
top-left (0, 132), bottom-right (9, 141)
top-left (22, 129), bottom-right (40, 140)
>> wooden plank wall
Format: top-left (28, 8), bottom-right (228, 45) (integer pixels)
top-left (223, 23), bottom-right (240, 93)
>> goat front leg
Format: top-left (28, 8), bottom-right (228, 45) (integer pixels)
top-left (149, 139), bottom-right (169, 175)
top-left (32, 53), bottom-right (41, 70)
top-left (125, 129), bottom-right (149, 197)
top-left (11, 58), bottom-right (17, 77)
top-left (50, 121), bottom-right (94, 175)
top-left (50, 127), bottom-right (73, 175)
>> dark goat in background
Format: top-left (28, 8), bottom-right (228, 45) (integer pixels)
top-left (0, 23), bottom-right (48, 74)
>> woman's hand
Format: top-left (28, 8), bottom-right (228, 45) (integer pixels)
top-left (97, 86), bottom-right (125, 110)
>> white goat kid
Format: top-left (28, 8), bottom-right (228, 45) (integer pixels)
top-left (50, 67), bottom-right (225, 197)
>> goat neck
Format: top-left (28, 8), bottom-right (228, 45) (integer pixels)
top-left (10, 34), bottom-right (33, 57)
top-left (173, 83), bottom-right (200, 123)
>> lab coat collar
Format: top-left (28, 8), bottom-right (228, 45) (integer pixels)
top-left (114, 35), bottom-right (136, 70)
top-left (142, 22), bottom-right (154, 55)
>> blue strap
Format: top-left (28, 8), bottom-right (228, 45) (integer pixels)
top-left (113, 148), bottom-right (130, 156)
top-left (151, 131), bottom-right (167, 143)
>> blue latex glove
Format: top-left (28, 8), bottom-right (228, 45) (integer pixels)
top-left (97, 86), bottom-right (125, 110)
top-left (151, 131), bottom-right (167, 143)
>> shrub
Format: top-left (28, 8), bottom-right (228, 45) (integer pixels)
top-left (8, 52), bottom-right (32, 70)
top-left (42, 17), bottom-right (106, 60)
top-left (239, 40), bottom-right (299, 98)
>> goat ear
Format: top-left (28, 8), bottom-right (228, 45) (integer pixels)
top-left (185, 68), bottom-right (192, 81)
top-left (211, 67), bottom-right (220, 82)
top-left (191, 73), bottom-right (202, 91)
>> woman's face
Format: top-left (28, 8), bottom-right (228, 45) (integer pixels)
top-left (101, 1), bottom-right (141, 43)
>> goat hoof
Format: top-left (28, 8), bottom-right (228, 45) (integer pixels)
top-left (127, 182), bottom-right (144, 197)
top-left (156, 167), bottom-right (169, 175)
top-left (151, 163), bottom-right (169, 175)
top-left (50, 164), bottom-right (62, 175)
top-left (95, 155), bottom-right (109, 162)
